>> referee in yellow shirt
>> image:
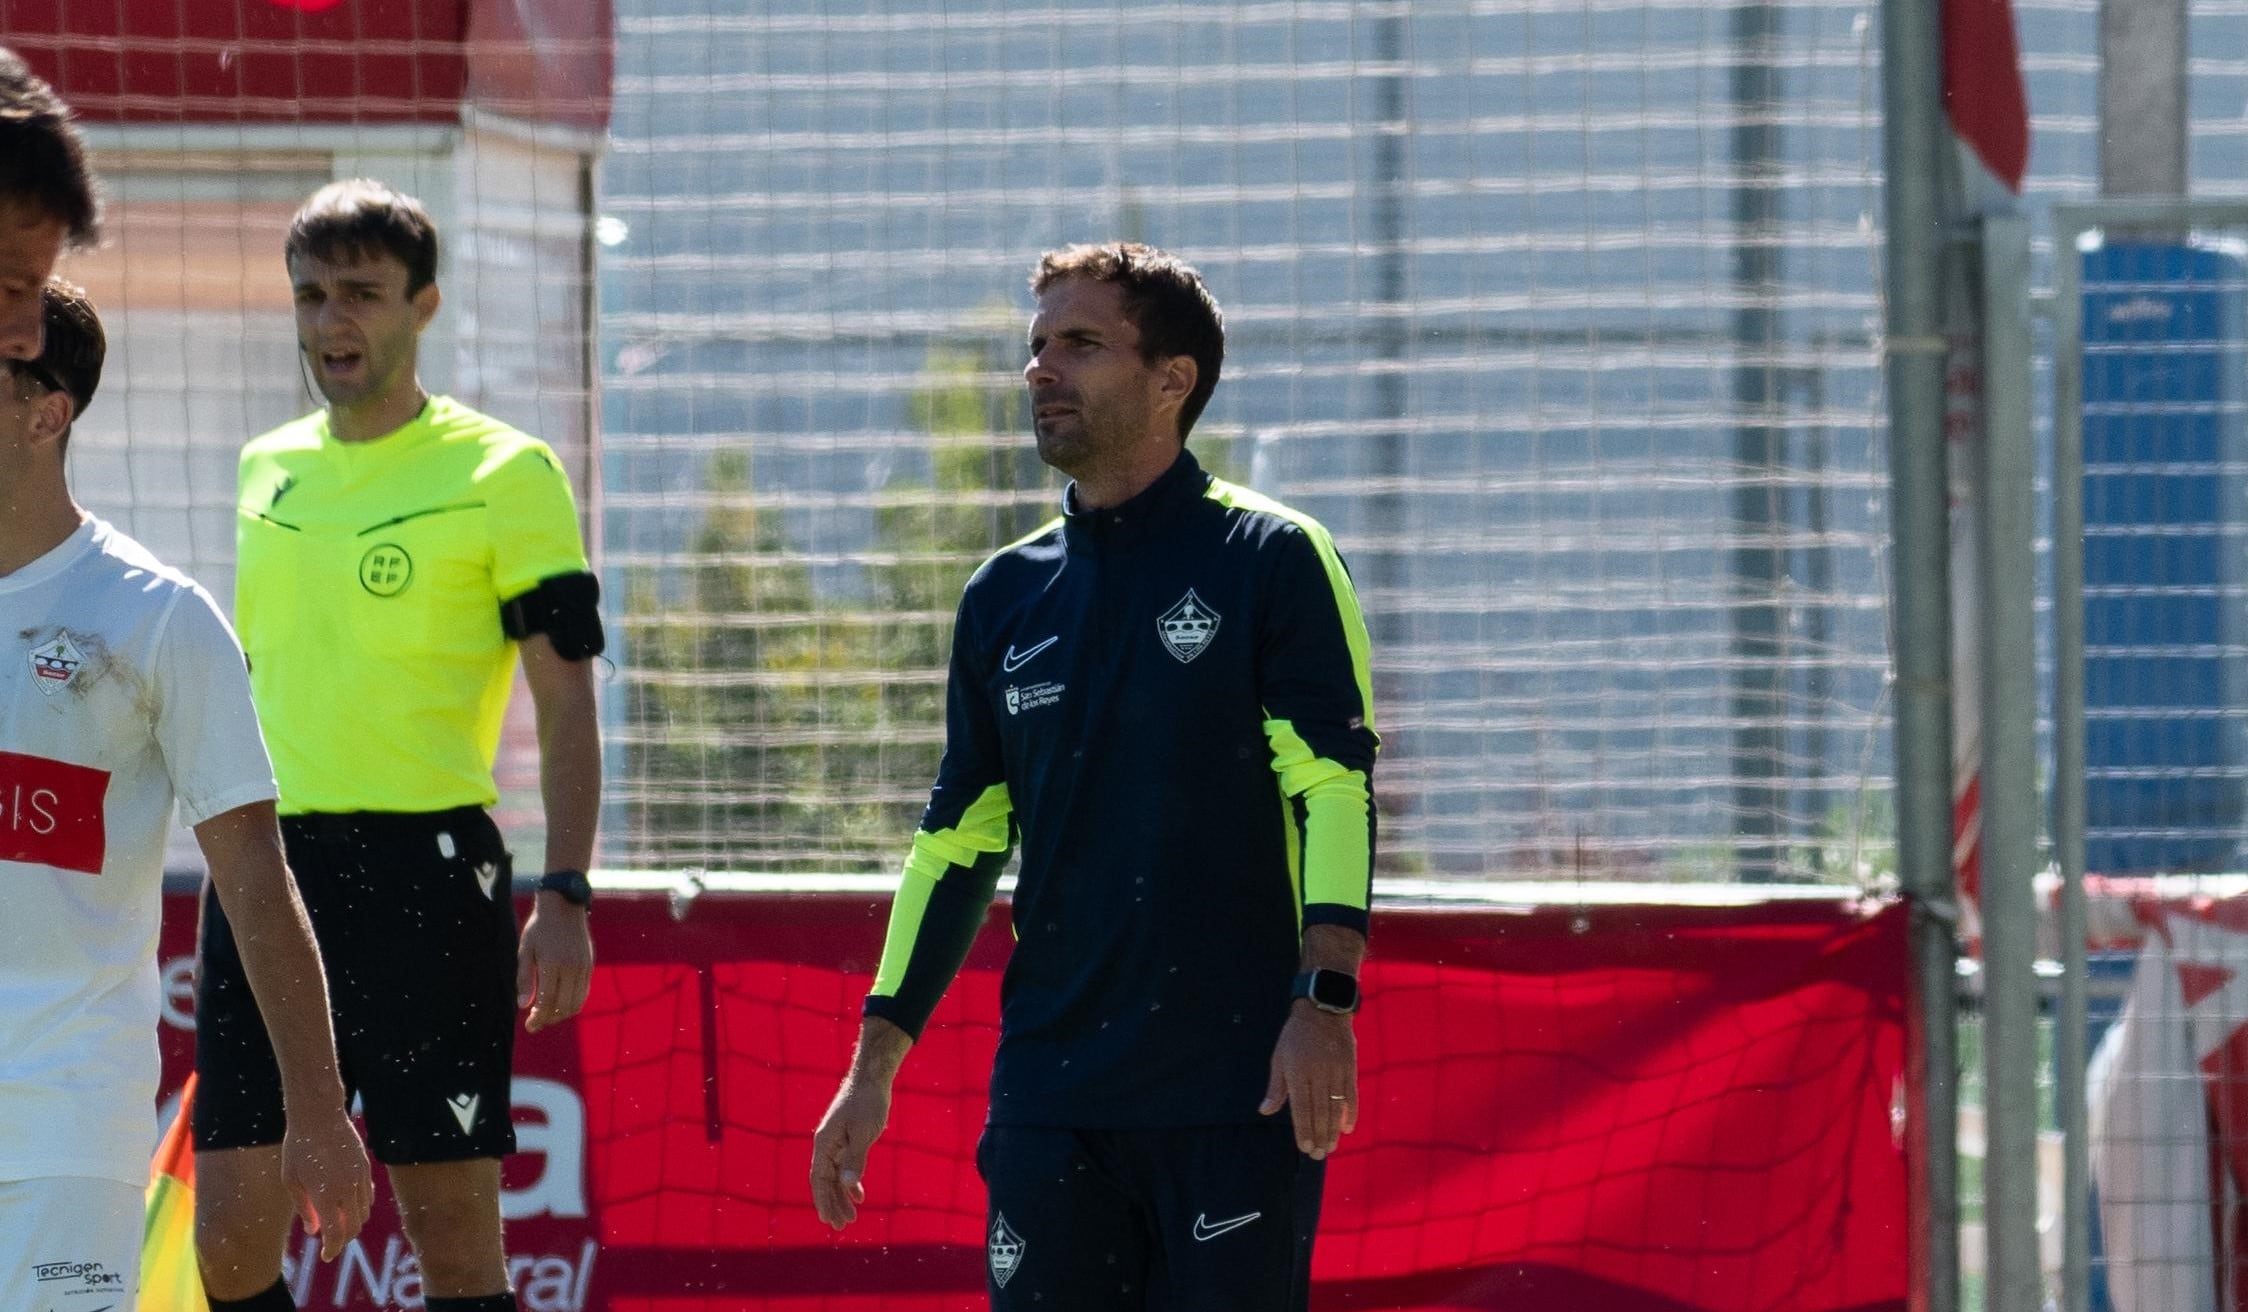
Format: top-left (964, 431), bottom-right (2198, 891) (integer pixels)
top-left (192, 180), bottom-right (603, 1312)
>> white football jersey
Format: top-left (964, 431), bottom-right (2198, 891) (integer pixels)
top-left (0, 517), bottom-right (276, 1186)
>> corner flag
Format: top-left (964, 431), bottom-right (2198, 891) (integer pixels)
top-left (141, 1072), bottom-right (208, 1312)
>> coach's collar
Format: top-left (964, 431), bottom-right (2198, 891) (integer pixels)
top-left (1062, 450), bottom-right (1208, 552)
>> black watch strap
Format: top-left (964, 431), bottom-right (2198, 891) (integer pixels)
top-left (1290, 968), bottom-right (1361, 1015)
top-left (538, 868), bottom-right (594, 907)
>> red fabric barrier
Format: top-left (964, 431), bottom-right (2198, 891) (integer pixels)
top-left (153, 891), bottom-right (1908, 1311)
top-left (4, 0), bottom-right (613, 130)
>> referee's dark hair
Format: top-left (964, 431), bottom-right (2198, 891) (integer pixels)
top-left (286, 178), bottom-right (441, 294)
top-left (1032, 242), bottom-right (1225, 441)
top-left (0, 47), bottom-right (101, 246)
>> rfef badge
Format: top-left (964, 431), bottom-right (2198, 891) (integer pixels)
top-left (359, 543), bottom-right (413, 596)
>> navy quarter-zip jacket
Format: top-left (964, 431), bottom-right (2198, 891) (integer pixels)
top-left (863, 449), bottom-right (1379, 1128)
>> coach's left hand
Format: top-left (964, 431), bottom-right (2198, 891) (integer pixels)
top-left (1259, 1002), bottom-right (1358, 1160)
top-left (519, 893), bottom-right (594, 1032)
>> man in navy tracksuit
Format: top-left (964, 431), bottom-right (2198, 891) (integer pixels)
top-left (811, 243), bottom-right (1378, 1311)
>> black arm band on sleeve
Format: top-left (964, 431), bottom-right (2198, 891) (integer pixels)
top-left (499, 570), bottom-right (607, 660)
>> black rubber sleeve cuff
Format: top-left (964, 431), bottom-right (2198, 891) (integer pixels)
top-left (1303, 902), bottom-right (1371, 937)
top-left (499, 570), bottom-right (606, 660)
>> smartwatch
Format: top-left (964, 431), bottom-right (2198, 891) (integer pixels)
top-left (1290, 969), bottom-right (1361, 1015)
top-left (538, 868), bottom-right (594, 908)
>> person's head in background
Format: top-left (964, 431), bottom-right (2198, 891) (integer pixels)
top-left (0, 280), bottom-right (106, 570)
top-left (284, 179), bottom-right (442, 440)
top-left (0, 47), bottom-right (101, 361)
top-left (4, 277), bottom-right (106, 468)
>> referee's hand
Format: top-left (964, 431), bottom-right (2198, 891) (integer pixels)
top-left (283, 1104), bottom-right (373, 1262)
top-left (519, 894), bottom-right (595, 1032)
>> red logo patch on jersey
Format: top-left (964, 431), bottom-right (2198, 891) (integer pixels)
top-left (0, 751), bottom-right (110, 874)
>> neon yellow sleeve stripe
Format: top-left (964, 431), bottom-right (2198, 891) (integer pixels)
top-left (1264, 715), bottom-right (1355, 797)
top-left (1264, 715), bottom-right (1371, 913)
top-left (1000, 516), bottom-right (1065, 554)
top-left (1295, 527), bottom-right (1376, 730)
top-left (869, 864), bottom-right (941, 999)
top-left (910, 780), bottom-right (1014, 871)
top-left (870, 782), bottom-right (1012, 998)
top-left (1206, 480), bottom-right (1377, 728)
top-left (1301, 770), bottom-right (1374, 912)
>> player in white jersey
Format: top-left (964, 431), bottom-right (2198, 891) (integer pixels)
top-left (0, 280), bottom-right (372, 1308)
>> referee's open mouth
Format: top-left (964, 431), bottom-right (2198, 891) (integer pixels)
top-left (319, 349), bottom-right (365, 379)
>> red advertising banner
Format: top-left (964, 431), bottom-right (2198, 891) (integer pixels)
top-left (153, 891), bottom-right (1910, 1311)
top-left (3, 0), bottom-right (613, 130)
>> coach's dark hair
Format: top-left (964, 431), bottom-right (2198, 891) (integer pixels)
top-left (1032, 242), bottom-right (1224, 441)
top-left (286, 179), bottom-right (441, 294)
top-left (0, 47), bottom-right (101, 246)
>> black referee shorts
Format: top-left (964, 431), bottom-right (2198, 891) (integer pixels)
top-left (976, 1119), bottom-right (1324, 1312)
top-left (193, 806), bottom-right (520, 1165)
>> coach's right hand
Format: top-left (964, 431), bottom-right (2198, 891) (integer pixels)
top-left (812, 1015), bottom-right (913, 1229)
top-left (283, 1104), bottom-right (373, 1261)
top-left (810, 1073), bottom-right (891, 1229)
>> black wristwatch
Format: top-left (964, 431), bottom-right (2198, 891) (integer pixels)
top-left (1290, 969), bottom-right (1361, 1015)
top-left (538, 868), bottom-right (594, 908)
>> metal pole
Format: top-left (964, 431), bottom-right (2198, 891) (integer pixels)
top-left (1367, 6), bottom-right (1407, 656)
top-left (2098, 0), bottom-right (2188, 201)
top-left (1802, 364), bottom-right (1835, 870)
top-left (1976, 213), bottom-right (2042, 1312)
top-left (1882, 0), bottom-right (1959, 1303)
top-left (2051, 209), bottom-right (2092, 1312)
top-left (1730, 0), bottom-right (1784, 882)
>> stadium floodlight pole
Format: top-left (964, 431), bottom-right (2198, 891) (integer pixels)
top-left (1880, 0), bottom-right (1961, 1306)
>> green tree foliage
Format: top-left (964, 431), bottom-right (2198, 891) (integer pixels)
top-left (619, 335), bottom-right (1049, 871)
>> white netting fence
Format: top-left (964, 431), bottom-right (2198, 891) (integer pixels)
top-left (597, 0), bottom-right (1899, 880)
top-left (54, 0), bottom-right (2248, 893)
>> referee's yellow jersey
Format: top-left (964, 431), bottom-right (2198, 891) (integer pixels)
top-left (235, 396), bottom-right (590, 815)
